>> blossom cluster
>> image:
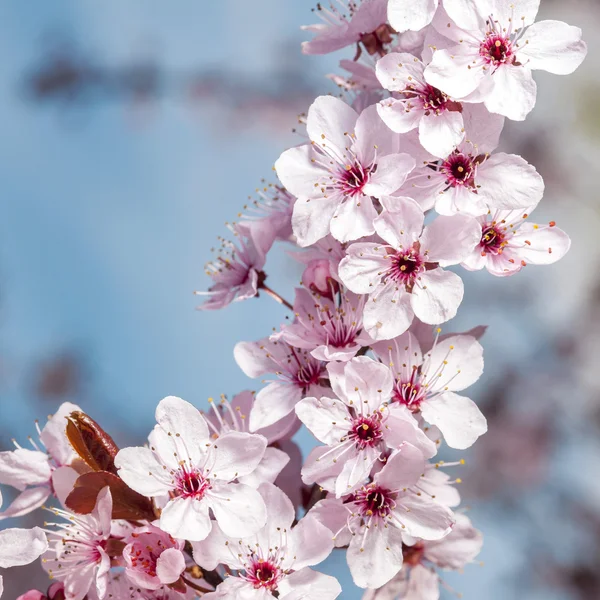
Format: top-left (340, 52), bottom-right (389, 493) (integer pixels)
top-left (0, 1), bottom-right (586, 599)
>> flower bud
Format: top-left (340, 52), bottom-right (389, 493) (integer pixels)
top-left (302, 259), bottom-right (337, 299)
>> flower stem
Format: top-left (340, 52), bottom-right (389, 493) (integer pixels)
top-left (259, 283), bottom-right (294, 311)
top-left (181, 575), bottom-right (213, 594)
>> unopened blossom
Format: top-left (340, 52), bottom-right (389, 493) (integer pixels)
top-left (195, 221), bottom-right (274, 311)
top-left (396, 103), bottom-right (545, 217)
top-left (373, 330), bottom-right (487, 449)
top-left (17, 584), bottom-right (65, 600)
top-left (339, 199), bottom-right (481, 340)
top-left (388, 0), bottom-right (439, 33)
top-left (376, 52), bottom-right (466, 157)
top-left (461, 206), bottom-right (571, 276)
top-left (297, 356), bottom-right (437, 497)
top-left (302, 0), bottom-right (392, 58)
top-left (203, 391), bottom-right (291, 488)
top-left (193, 483), bottom-right (341, 600)
top-left (122, 525), bottom-right (186, 591)
top-left (275, 96), bottom-right (415, 246)
top-left (115, 396), bottom-right (268, 542)
top-left (42, 487), bottom-right (112, 600)
top-left (425, 0), bottom-right (587, 120)
top-left (292, 234), bottom-right (348, 285)
top-left (301, 257), bottom-right (338, 299)
top-left (234, 337), bottom-right (329, 431)
top-left (0, 402), bottom-right (80, 519)
top-left (272, 287), bottom-right (372, 362)
top-left (309, 444), bottom-right (455, 589)
top-left (363, 513), bottom-right (483, 599)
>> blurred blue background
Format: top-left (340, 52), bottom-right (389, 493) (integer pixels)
top-left (1, 0), bottom-right (599, 598)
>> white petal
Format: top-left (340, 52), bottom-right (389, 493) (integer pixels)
top-left (40, 401), bottom-right (81, 465)
top-left (338, 243), bottom-right (389, 294)
top-left (421, 392), bottom-right (487, 449)
top-left (114, 446), bottom-right (172, 497)
top-left (396, 494), bottom-right (455, 540)
top-left (411, 269), bottom-right (464, 324)
top-left (483, 65), bottom-right (537, 121)
top-left (0, 526), bottom-right (48, 568)
top-left (375, 443), bottom-right (426, 489)
top-left (295, 397), bottom-right (351, 446)
top-left (420, 214), bottom-right (481, 265)
top-left (238, 447), bottom-right (290, 488)
top-left (275, 145), bottom-right (329, 199)
top-left (424, 512), bottom-right (483, 568)
top-left (208, 482), bottom-right (267, 538)
top-left (461, 102), bottom-right (505, 154)
top-left (306, 96), bottom-right (359, 149)
top-left (364, 284), bottom-right (415, 341)
top-left (476, 153), bottom-right (544, 209)
top-left (419, 111), bottom-right (465, 159)
top-left (279, 569), bottom-right (342, 600)
top-left (383, 405), bottom-right (438, 459)
top-left (0, 449), bottom-right (51, 490)
top-left (388, 0), bottom-right (438, 32)
top-left (156, 548), bottom-right (186, 584)
top-left (377, 98), bottom-right (422, 133)
top-left (363, 154), bottom-right (416, 197)
top-left (0, 486), bottom-right (49, 520)
top-left (285, 516), bottom-right (334, 570)
top-left (335, 446), bottom-right (379, 497)
top-left (518, 20), bottom-right (586, 74)
top-left (374, 199), bottom-right (424, 249)
top-left (308, 498), bottom-right (352, 547)
top-left (160, 497), bottom-right (212, 542)
top-left (207, 431), bottom-right (267, 482)
top-left (330, 196), bottom-right (378, 243)
top-left (292, 196), bottom-right (340, 248)
top-left (425, 48), bottom-right (488, 99)
top-left (510, 222), bottom-right (571, 265)
top-left (355, 103), bottom-right (401, 159)
top-left (250, 383), bottom-right (302, 431)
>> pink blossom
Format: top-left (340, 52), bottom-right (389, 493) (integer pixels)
top-left (296, 357), bottom-right (437, 497)
top-left (388, 0), bottom-right (439, 33)
top-left (363, 513), bottom-right (483, 599)
top-left (42, 487), bottom-right (113, 600)
top-left (424, 0), bottom-right (587, 120)
top-left (17, 584), bottom-right (64, 600)
top-left (123, 525), bottom-right (186, 591)
top-left (195, 222), bottom-right (274, 311)
top-left (291, 234), bottom-right (348, 285)
top-left (302, 0), bottom-right (391, 57)
top-left (372, 330), bottom-right (487, 449)
top-left (376, 52), bottom-right (466, 157)
top-left (301, 258), bottom-right (337, 299)
top-left (234, 338), bottom-right (329, 431)
top-left (272, 287), bottom-right (373, 362)
top-left (89, 574), bottom-right (197, 599)
top-left (0, 402), bottom-right (80, 519)
top-left (114, 396), bottom-right (268, 542)
top-left (396, 103), bottom-right (546, 217)
top-left (461, 206), bottom-right (571, 276)
top-left (338, 199), bottom-right (481, 340)
top-left (202, 391), bottom-right (291, 488)
top-left (192, 483), bottom-right (341, 599)
top-left (309, 444), bottom-right (455, 589)
top-left (275, 96), bottom-right (415, 246)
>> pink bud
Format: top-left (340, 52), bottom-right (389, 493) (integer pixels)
top-left (16, 592), bottom-right (46, 600)
top-left (302, 259), bottom-right (337, 299)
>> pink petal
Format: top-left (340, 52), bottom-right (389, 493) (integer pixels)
top-left (388, 0), bottom-right (438, 32)
top-left (156, 548), bottom-right (186, 584)
top-left (207, 431), bottom-right (266, 481)
top-left (285, 516), bottom-right (334, 570)
top-left (375, 443), bottom-right (426, 489)
top-left (425, 48), bottom-right (488, 99)
top-left (397, 494), bottom-right (455, 540)
top-left (411, 269), bottom-right (464, 324)
top-left (160, 496), bottom-right (212, 542)
top-left (279, 568), bottom-right (342, 600)
top-left (295, 397), bottom-right (351, 446)
top-left (275, 145), bottom-right (329, 199)
top-left (483, 65), bottom-right (537, 121)
top-left (208, 482), bottom-right (267, 538)
top-left (0, 526), bottom-right (47, 568)
top-left (374, 199), bottom-right (425, 249)
top-left (419, 111), bottom-right (465, 159)
top-left (292, 196), bottom-right (340, 247)
top-left (250, 382), bottom-right (303, 431)
top-left (420, 214), bottom-right (481, 265)
top-left (306, 95), bottom-right (359, 150)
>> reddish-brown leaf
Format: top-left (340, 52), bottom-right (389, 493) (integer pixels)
top-left (65, 471), bottom-right (155, 521)
top-left (66, 411), bottom-right (120, 474)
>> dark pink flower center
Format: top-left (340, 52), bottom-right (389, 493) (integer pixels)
top-left (349, 414), bottom-right (383, 450)
top-left (442, 152), bottom-right (476, 187)
top-left (246, 559), bottom-right (282, 590)
top-left (339, 162), bottom-right (372, 197)
top-left (480, 224), bottom-right (506, 255)
top-left (387, 248), bottom-right (424, 287)
top-left (421, 84), bottom-right (448, 111)
top-left (393, 375), bottom-right (425, 412)
top-left (354, 484), bottom-right (396, 518)
top-left (175, 469), bottom-right (211, 499)
top-left (480, 34), bottom-right (514, 65)
top-left (293, 353), bottom-right (326, 388)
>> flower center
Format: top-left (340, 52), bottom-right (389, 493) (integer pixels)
top-left (293, 352), bottom-right (326, 388)
top-left (175, 469), bottom-right (211, 499)
top-left (393, 377), bottom-right (424, 412)
top-left (387, 247), bottom-right (424, 287)
top-left (480, 225), bottom-right (506, 255)
top-left (421, 84), bottom-right (448, 111)
top-left (354, 484), bottom-right (396, 518)
top-left (339, 162), bottom-right (372, 197)
top-left (480, 34), bottom-right (514, 65)
top-left (246, 559), bottom-right (282, 590)
top-left (442, 152), bottom-right (475, 187)
top-left (349, 414), bottom-right (383, 450)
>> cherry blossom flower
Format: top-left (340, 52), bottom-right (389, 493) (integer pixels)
top-left (272, 287), bottom-right (373, 362)
top-left (234, 338), bottom-right (329, 431)
top-left (309, 444), bottom-right (455, 588)
top-left (296, 356), bottom-right (438, 497)
top-left (275, 96), bottom-right (415, 246)
top-left (425, 0), bottom-right (587, 120)
top-left (0, 402), bottom-right (80, 519)
top-left (362, 513), bottom-right (483, 599)
top-left (302, 0), bottom-right (392, 58)
top-left (42, 487), bottom-right (113, 600)
top-left (89, 574), bottom-right (197, 600)
top-left (114, 396), bottom-right (268, 542)
top-left (395, 103), bottom-right (545, 217)
top-left (376, 52), bottom-right (466, 157)
top-left (388, 0), bottom-right (439, 34)
top-left (16, 584), bottom-right (65, 600)
top-left (339, 199), bottom-right (480, 340)
top-left (372, 330), bottom-right (486, 449)
top-left (202, 391), bottom-right (291, 488)
top-left (122, 524), bottom-right (186, 591)
top-left (192, 482), bottom-right (341, 600)
top-left (195, 221), bottom-right (274, 311)
top-left (461, 206), bottom-right (571, 276)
